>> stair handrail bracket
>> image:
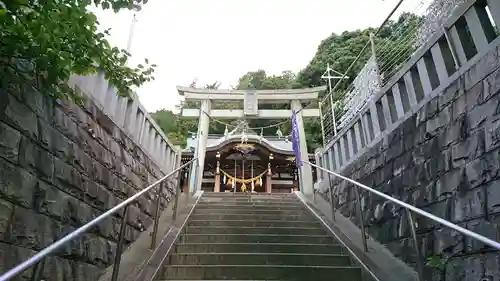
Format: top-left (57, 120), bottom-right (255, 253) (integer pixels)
top-left (0, 158), bottom-right (199, 281)
top-left (303, 160), bottom-right (500, 281)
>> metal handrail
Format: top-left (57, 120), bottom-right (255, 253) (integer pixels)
top-left (304, 161), bottom-right (500, 281)
top-left (0, 158), bottom-right (199, 281)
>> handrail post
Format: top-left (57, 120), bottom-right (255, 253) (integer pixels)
top-left (172, 170), bottom-right (183, 222)
top-left (185, 161), bottom-right (192, 197)
top-left (186, 161), bottom-right (196, 205)
top-left (327, 173), bottom-right (336, 221)
top-left (406, 209), bottom-right (425, 281)
top-left (111, 206), bottom-right (129, 281)
top-left (354, 186), bottom-right (368, 252)
top-left (29, 259), bottom-right (45, 281)
top-left (150, 181), bottom-right (164, 249)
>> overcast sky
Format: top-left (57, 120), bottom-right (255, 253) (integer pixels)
top-left (91, 0), bottom-right (425, 112)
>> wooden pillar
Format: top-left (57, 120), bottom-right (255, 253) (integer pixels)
top-left (293, 170), bottom-right (299, 193)
top-left (182, 170), bottom-right (188, 193)
top-left (266, 163), bottom-right (272, 193)
top-left (214, 156), bottom-right (220, 192)
top-left (214, 172), bottom-right (220, 192)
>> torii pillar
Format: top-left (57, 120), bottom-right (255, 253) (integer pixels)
top-left (291, 100), bottom-right (313, 194)
top-left (188, 99), bottom-right (211, 193)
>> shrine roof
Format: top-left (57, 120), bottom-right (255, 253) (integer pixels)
top-left (184, 134), bottom-right (295, 155)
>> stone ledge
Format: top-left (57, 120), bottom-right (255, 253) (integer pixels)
top-left (298, 191), bottom-right (419, 281)
top-left (99, 192), bottom-right (200, 281)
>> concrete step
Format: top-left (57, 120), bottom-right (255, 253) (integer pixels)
top-left (199, 197), bottom-right (298, 203)
top-left (184, 226), bottom-right (326, 236)
top-left (173, 242), bottom-right (343, 254)
top-left (196, 204), bottom-right (305, 210)
top-left (162, 265), bottom-right (362, 280)
top-left (192, 208), bottom-right (307, 215)
top-left (178, 234), bottom-right (337, 244)
top-left (195, 204), bottom-right (302, 211)
top-left (188, 213), bottom-right (314, 221)
top-left (201, 195), bottom-right (299, 200)
top-left (202, 192), bottom-right (295, 198)
top-left (198, 200), bottom-right (298, 204)
top-left (198, 201), bottom-right (302, 207)
top-left (169, 252), bottom-right (352, 266)
top-left (187, 219), bottom-right (322, 228)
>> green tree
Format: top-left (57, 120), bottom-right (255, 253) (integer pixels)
top-left (152, 109), bottom-right (196, 146)
top-left (235, 70), bottom-right (296, 136)
top-left (0, 0), bottom-right (156, 102)
top-left (295, 12), bottom-right (423, 96)
top-left (293, 28), bottom-right (378, 150)
top-left (376, 12), bottom-right (424, 80)
top-left (237, 70), bottom-right (296, 91)
top-left (294, 13), bottom-right (423, 149)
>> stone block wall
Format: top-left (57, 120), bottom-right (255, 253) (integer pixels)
top-left (0, 78), bottom-right (178, 281)
top-left (327, 59), bottom-right (500, 280)
top-left (315, 0), bottom-right (500, 280)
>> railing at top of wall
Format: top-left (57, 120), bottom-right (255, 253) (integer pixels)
top-left (320, 0), bottom-right (499, 144)
top-left (320, 0), bottom-right (500, 173)
top-left (68, 73), bottom-right (178, 174)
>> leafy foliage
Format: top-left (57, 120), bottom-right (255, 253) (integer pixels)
top-left (295, 12), bottom-right (423, 98)
top-left (151, 13), bottom-right (420, 152)
top-left (235, 70), bottom-right (296, 136)
top-left (426, 255), bottom-right (446, 271)
top-left (152, 109), bottom-right (196, 147)
top-left (377, 13), bottom-right (424, 80)
top-left (0, 0), bottom-right (156, 102)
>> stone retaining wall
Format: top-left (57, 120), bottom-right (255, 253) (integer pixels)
top-left (315, 1), bottom-right (500, 279)
top-left (321, 43), bottom-right (500, 281)
top-left (0, 79), bottom-right (177, 281)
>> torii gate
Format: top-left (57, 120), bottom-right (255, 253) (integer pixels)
top-left (177, 85), bottom-right (327, 195)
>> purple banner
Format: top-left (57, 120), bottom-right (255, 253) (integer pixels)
top-left (291, 110), bottom-right (302, 167)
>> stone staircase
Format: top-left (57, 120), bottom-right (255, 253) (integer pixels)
top-left (158, 192), bottom-right (363, 281)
